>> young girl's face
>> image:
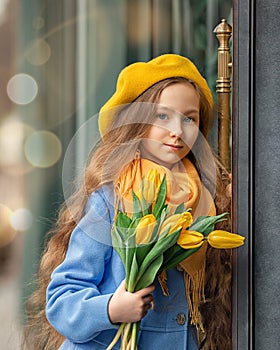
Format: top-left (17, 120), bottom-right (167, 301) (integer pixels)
top-left (140, 82), bottom-right (200, 169)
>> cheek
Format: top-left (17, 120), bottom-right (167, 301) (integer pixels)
top-left (145, 125), bottom-right (166, 141)
top-left (140, 138), bottom-right (155, 151)
top-left (182, 126), bottom-right (199, 148)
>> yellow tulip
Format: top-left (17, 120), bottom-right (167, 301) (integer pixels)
top-left (177, 230), bottom-right (204, 249)
top-left (159, 212), bottom-right (192, 236)
top-left (142, 169), bottom-right (162, 204)
top-left (135, 214), bottom-right (157, 245)
top-left (182, 213), bottom-right (193, 231)
top-left (207, 230), bottom-right (245, 249)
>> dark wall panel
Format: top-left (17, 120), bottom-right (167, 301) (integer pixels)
top-left (254, 0), bottom-right (280, 348)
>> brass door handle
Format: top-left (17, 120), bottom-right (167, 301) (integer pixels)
top-left (214, 19), bottom-right (232, 171)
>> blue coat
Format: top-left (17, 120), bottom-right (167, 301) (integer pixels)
top-left (46, 185), bottom-right (198, 349)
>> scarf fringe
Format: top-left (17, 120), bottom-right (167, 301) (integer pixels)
top-left (184, 268), bottom-right (205, 333)
top-left (157, 270), bottom-right (169, 296)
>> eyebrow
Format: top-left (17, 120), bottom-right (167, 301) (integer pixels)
top-left (157, 106), bottom-right (199, 115)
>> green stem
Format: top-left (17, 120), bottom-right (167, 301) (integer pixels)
top-left (127, 336), bottom-right (132, 349)
top-left (131, 322), bottom-right (139, 350)
top-left (121, 323), bottom-right (132, 349)
top-left (106, 322), bottom-right (125, 350)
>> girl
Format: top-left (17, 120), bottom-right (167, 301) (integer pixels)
top-left (25, 54), bottom-right (232, 349)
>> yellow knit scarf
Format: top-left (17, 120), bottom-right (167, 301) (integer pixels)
top-left (115, 157), bottom-right (216, 332)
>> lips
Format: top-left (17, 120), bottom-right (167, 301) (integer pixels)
top-left (164, 143), bottom-right (184, 151)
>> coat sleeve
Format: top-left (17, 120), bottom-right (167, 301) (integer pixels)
top-left (46, 188), bottom-right (123, 343)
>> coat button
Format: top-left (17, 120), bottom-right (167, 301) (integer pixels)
top-left (176, 313), bottom-right (186, 325)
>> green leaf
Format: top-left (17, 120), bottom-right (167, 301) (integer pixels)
top-left (152, 175), bottom-right (167, 219)
top-left (140, 178), bottom-right (150, 215)
top-left (136, 229), bottom-right (181, 282)
top-left (161, 243), bottom-right (182, 263)
top-left (127, 252), bottom-right (139, 292)
top-left (174, 202), bottom-right (185, 214)
top-left (161, 245), bottom-right (201, 271)
top-left (125, 233), bottom-right (136, 278)
top-left (114, 213), bottom-right (138, 249)
top-left (132, 191), bottom-right (143, 220)
top-left (129, 216), bottom-right (142, 229)
top-left (149, 213), bottom-right (165, 243)
top-left (116, 212), bottom-right (132, 228)
top-left (153, 228), bottom-right (182, 253)
top-left (134, 254), bottom-right (164, 291)
top-left (111, 226), bottom-right (126, 263)
top-left (157, 226), bottom-right (171, 240)
top-left (141, 194), bottom-right (149, 216)
top-left (136, 243), bottom-right (154, 266)
top-left (189, 212), bottom-right (229, 235)
top-left (114, 225), bottom-right (130, 242)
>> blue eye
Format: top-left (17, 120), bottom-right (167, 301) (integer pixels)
top-left (157, 113), bottom-right (168, 120)
top-left (183, 116), bottom-right (194, 123)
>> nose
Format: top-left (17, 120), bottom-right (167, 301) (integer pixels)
top-left (169, 118), bottom-right (183, 138)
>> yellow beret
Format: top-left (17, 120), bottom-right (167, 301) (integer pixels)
top-left (99, 54), bottom-right (213, 136)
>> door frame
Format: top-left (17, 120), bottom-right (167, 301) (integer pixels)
top-left (232, 0), bottom-right (254, 349)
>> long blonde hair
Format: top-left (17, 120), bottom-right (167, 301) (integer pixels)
top-left (24, 77), bottom-right (231, 350)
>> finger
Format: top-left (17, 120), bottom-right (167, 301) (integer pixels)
top-left (144, 304), bottom-right (152, 312)
top-left (116, 279), bottom-right (126, 292)
top-left (120, 279), bottom-right (126, 288)
top-left (142, 310), bottom-right (148, 318)
top-left (146, 299), bottom-right (155, 311)
top-left (136, 284), bottom-right (155, 297)
top-left (143, 294), bottom-right (154, 304)
top-left (142, 301), bottom-right (152, 313)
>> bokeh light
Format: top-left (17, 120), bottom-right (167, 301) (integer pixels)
top-left (7, 73), bottom-right (38, 105)
top-left (0, 117), bottom-right (35, 172)
top-left (25, 39), bottom-right (51, 66)
top-left (24, 130), bottom-right (62, 168)
top-left (10, 208), bottom-right (33, 231)
top-left (33, 16), bottom-right (45, 30)
top-left (0, 204), bottom-right (16, 248)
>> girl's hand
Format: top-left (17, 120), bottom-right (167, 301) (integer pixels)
top-left (108, 280), bottom-right (155, 324)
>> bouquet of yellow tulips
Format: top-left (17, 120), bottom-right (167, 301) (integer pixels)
top-left (107, 169), bottom-right (244, 350)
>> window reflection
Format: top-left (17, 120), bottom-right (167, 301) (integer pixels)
top-left (0, 1), bottom-right (232, 349)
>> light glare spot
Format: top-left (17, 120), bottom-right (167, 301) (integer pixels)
top-left (10, 208), bottom-right (33, 231)
top-left (7, 73), bottom-right (38, 105)
top-left (33, 16), bottom-right (45, 30)
top-left (0, 118), bottom-right (34, 169)
top-left (24, 130), bottom-right (62, 168)
top-left (25, 39), bottom-right (51, 66)
top-left (0, 204), bottom-right (16, 247)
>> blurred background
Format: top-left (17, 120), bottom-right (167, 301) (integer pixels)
top-left (0, 0), bottom-right (231, 349)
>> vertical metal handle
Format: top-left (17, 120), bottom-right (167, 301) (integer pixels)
top-left (214, 19), bottom-right (232, 171)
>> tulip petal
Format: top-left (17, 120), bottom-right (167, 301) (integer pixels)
top-left (159, 211), bottom-right (192, 236)
top-left (177, 230), bottom-right (204, 249)
top-left (135, 214), bottom-right (157, 245)
top-left (207, 230), bottom-right (245, 249)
